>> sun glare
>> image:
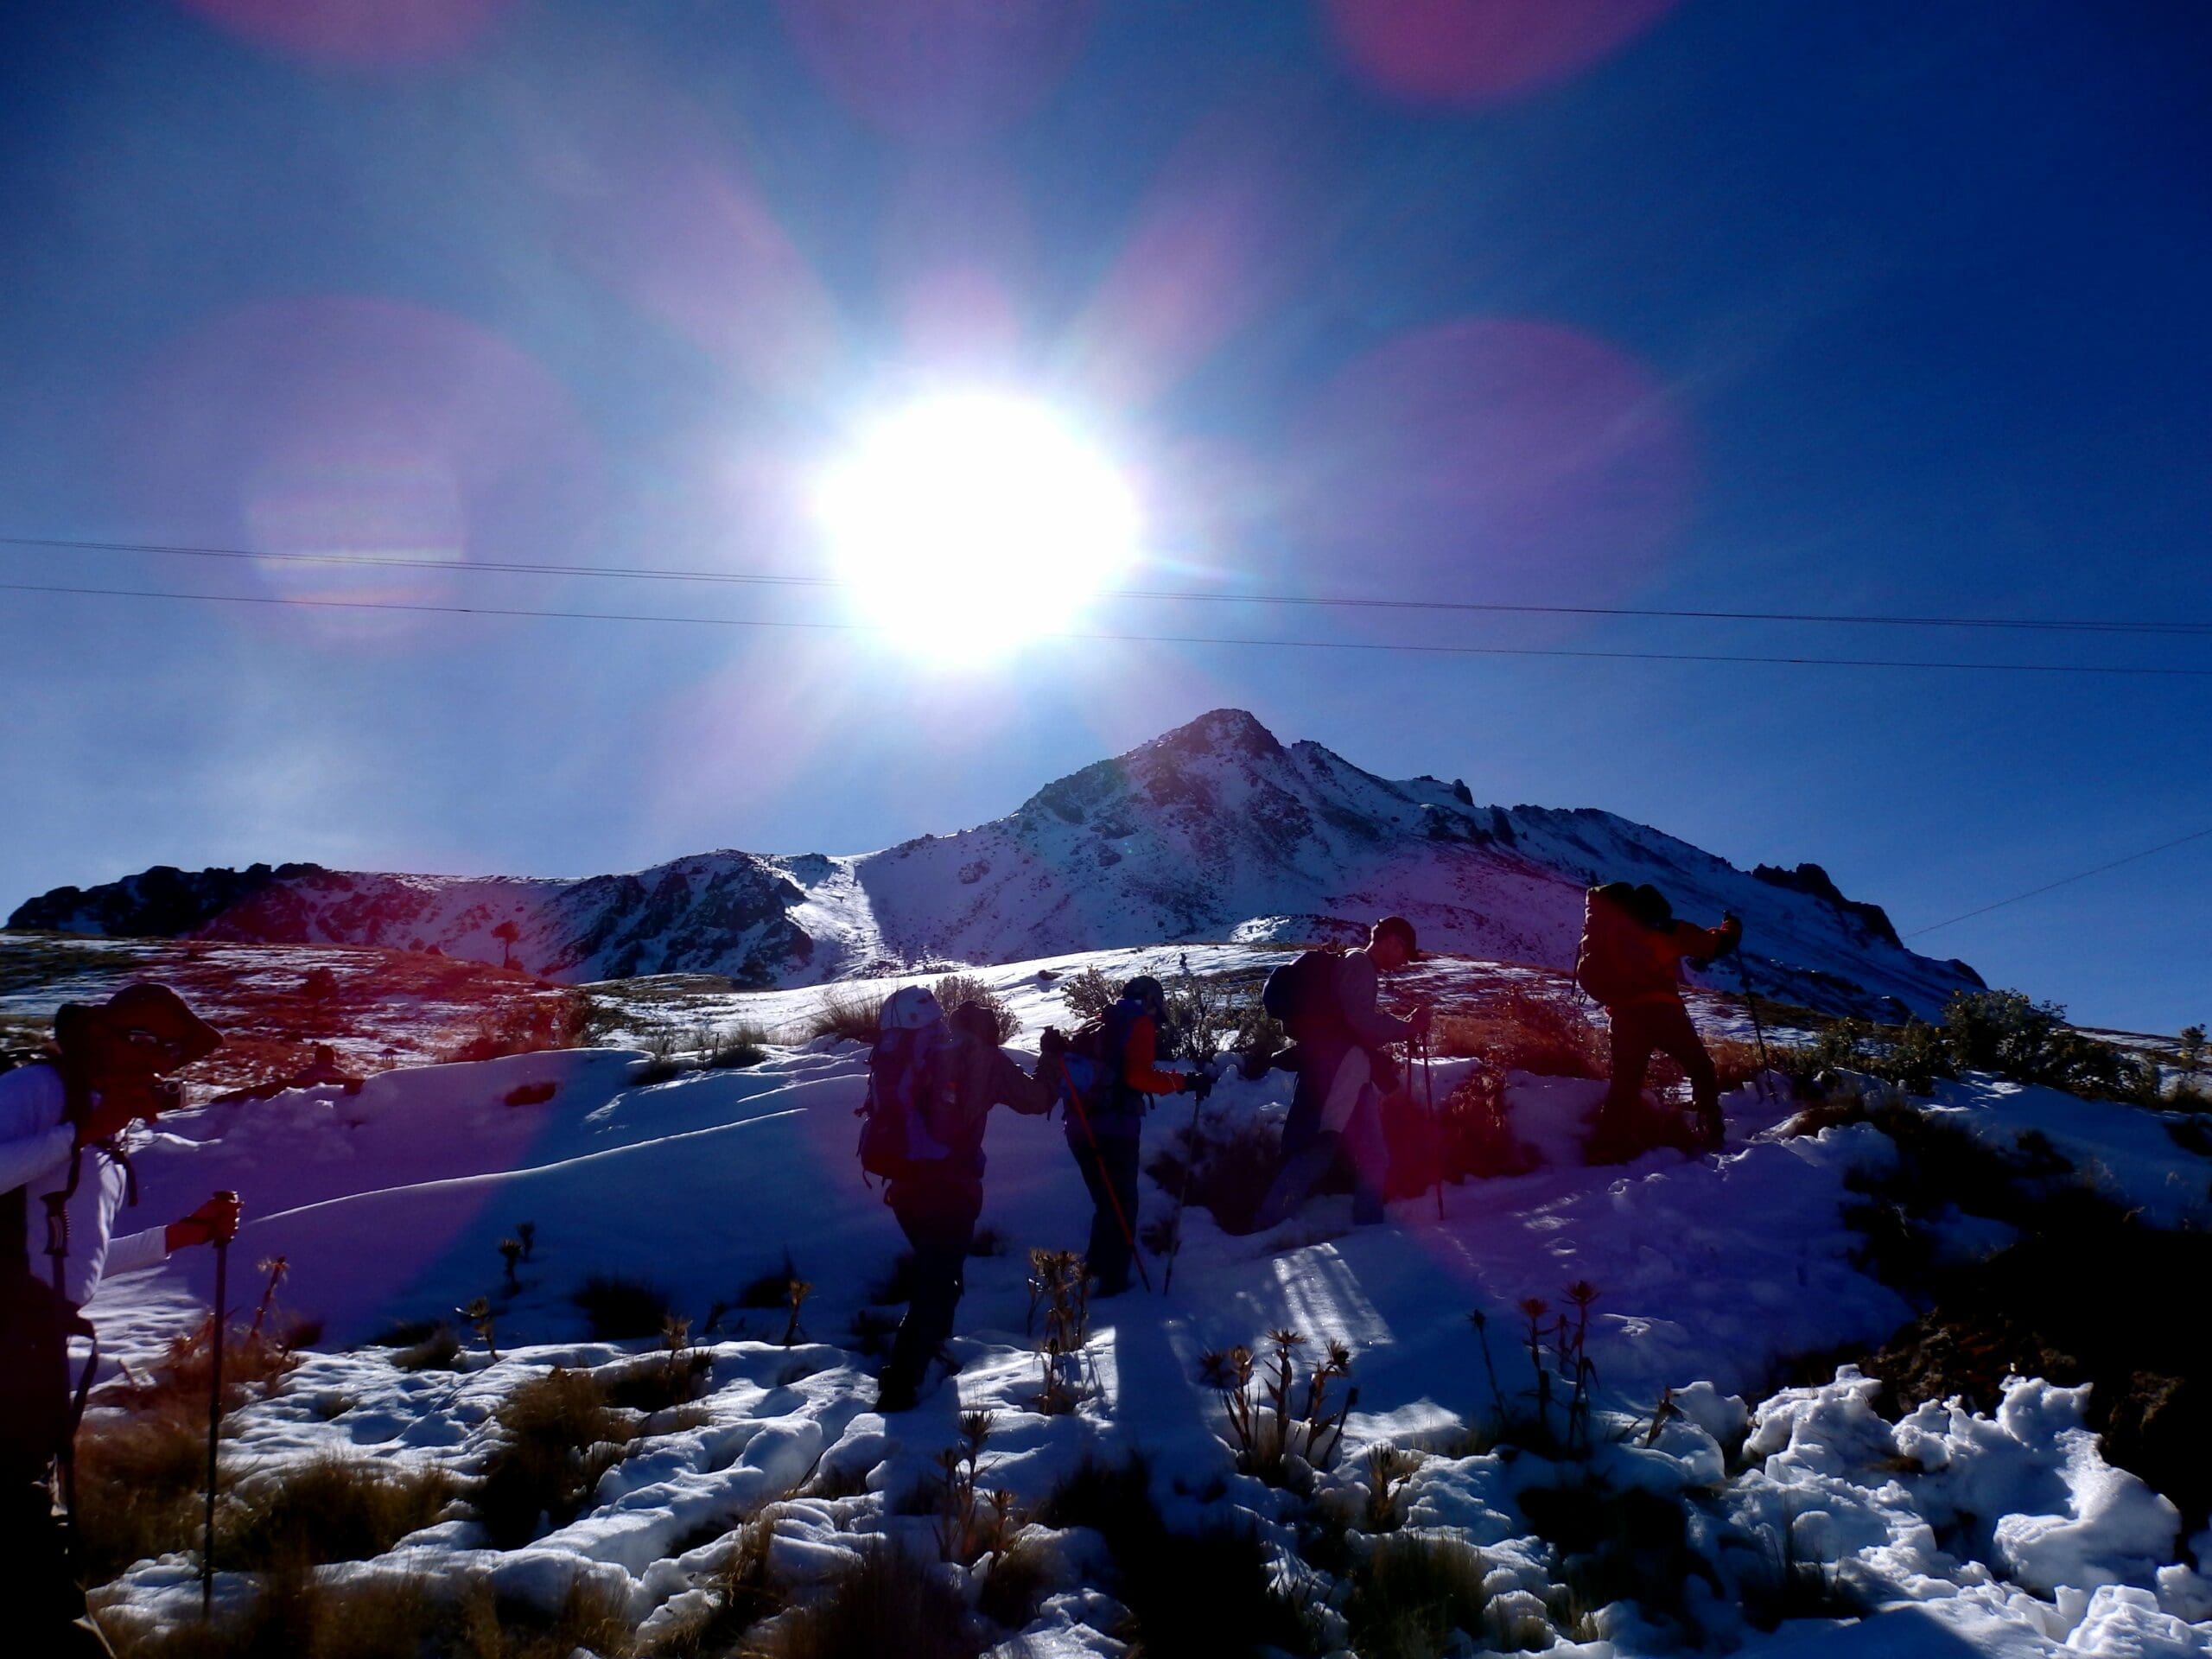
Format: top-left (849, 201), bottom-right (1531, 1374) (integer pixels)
top-left (816, 391), bottom-right (1141, 660)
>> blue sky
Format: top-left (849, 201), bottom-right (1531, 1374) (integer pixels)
top-left (2, 0), bottom-right (2206, 1032)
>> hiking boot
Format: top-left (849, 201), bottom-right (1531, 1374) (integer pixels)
top-left (874, 1365), bottom-right (923, 1413)
top-left (1583, 1112), bottom-right (1643, 1166)
top-left (1694, 1107), bottom-right (1725, 1152)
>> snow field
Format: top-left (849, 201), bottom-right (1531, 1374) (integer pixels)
top-left (79, 958), bottom-right (2212, 1656)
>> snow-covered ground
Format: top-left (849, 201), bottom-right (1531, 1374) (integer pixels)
top-left (79, 954), bottom-right (2212, 1656)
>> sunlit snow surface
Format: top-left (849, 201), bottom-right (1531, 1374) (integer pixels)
top-left (83, 953), bottom-right (2212, 1656)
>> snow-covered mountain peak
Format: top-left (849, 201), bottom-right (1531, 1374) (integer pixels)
top-left (10, 714), bottom-right (1982, 1017)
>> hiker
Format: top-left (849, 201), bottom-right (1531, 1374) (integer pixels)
top-left (1, 983), bottom-right (239, 1657)
top-left (1257, 918), bottom-right (1433, 1228)
top-left (1576, 882), bottom-right (1742, 1164)
top-left (1044, 975), bottom-right (1205, 1300)
top-left (863, 988), bottom-right (1052, 1413)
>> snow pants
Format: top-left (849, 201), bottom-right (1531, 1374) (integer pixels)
top-left (1602, 999), bottom-right (1720, 1131)
top-left (883, 1179), bottom-right (981, 1395)
top-left (1067, 1128), bottom-right (1142, 1294)
top-left (0, 1478), bottom-right (115, 1657)
top-left (1264, 1046), bottom-right (1389, 1226)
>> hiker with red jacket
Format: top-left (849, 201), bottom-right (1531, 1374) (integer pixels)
top-left (868, 989), bottom-right (1053, 1413)
top-left (1044, 976), bottom-right (1202, 1300)
top-left (1256, 917), bottom-right (1433, 1229)
top-left (1, 983), bottom-right (239, 1657)
top-left (1576, 882), bottom-right (1742, 1164)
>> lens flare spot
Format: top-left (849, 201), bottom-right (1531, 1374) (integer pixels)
top-left (1292, 318), bottom-right (1695, 606)
top-left (777, 0), bottom-right (1095, 143)
top-left (1320, 0), bottom-right (1678, 107)
top-left (120, 295), bottom-right (601, 644)
top-left (816, 391), bottom-right (1141, 664)
top-left (177, 0), bottom-right (516, 69)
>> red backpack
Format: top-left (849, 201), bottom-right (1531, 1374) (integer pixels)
top-left (1574, 884), bottom-right (1665, 1007)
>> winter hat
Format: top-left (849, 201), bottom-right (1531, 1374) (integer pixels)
top-left (57, 982), bottom-right (221, 1068)
top-left (1371, 916), bottom-right (1422, 961)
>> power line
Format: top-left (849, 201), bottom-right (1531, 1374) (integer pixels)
top-left (7, 532), bottom-right (2210, 638)
top-left (8, 578), bottom-right (2212, 677)
top-left (1906, 825), bottom-right (2212, 938)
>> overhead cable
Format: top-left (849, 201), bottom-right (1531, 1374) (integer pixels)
top-left (6, 533), bottom-right (2209, 638)
top-left (7, 579), bottom-right (2212, 677)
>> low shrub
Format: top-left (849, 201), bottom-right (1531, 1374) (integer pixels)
top-left (1432, 988), bottom-right (1605, 1080)
top-left (932, 974), bottom-right (1020, 1043)
top-left (1058, 965), bottom-right (1121, 1023)
top-left (441, 993), bottom-right (592, 1064)
top-left (572, 1274), bottom-right (675, 1340)
top-left (737, 1251), bottom-right (804, 1310)
top-left (1146, 1111), bottom-right (1281, 1236)
top-left (1036, 1453), bottom-right (1313, 1658)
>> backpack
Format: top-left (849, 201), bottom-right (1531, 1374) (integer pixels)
top-left (1573, 883), bottom-right (1671, 1007)
top-left (1262, 949), bottom-right (1346, 1042)
top-left (0, 1057), bottom-right (100, 1494)
top-left (1052, 1001), bottom-right (1160, 1141)
top-left (855, 1022), bottom-right (957, 1185)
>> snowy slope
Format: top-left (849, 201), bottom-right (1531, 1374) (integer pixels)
top-left (13, 710), bottom-right (1984, 1018)
top-left (79, 954), bottom-right (2212, 1656)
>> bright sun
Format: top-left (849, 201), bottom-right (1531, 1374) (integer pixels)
top-left (816, 391), bottom-right (1141, 659)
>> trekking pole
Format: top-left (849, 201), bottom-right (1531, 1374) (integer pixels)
top-left (1736, 956), bottom-right (1774, 1102)
top-left (1421, 1031), bottom-right (1443, 1221)
top-left (202, 1193), bottom-right (235, 1621)
top-left (1058, 1060), bottom-right (1154, 1294)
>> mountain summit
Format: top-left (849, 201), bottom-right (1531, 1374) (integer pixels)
top-left (10, 710), bottom-right (1980, 1016)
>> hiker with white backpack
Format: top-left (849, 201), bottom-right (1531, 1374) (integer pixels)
top-left (2, 983), bottom-right (239, 1657)
top-left (1255, 917), bottom-right (1433, 1230)
top-left (855, 988), bottom-right (1053, 1413)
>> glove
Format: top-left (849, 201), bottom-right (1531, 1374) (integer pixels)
top-left (1039, 1026), bottom-right (1067, 1056)
top-left (1189, 1071), bottom-right (1216, 1102)
top-left (1717, 914), bottom-right (1744, 956)
top-left (166, 1192), bottom-right (241, 1251)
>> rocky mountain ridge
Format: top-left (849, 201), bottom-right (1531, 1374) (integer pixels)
top-left (10, 709), bottom-right (1981, 1017)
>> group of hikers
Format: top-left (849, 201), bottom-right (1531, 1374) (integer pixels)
top-left (857, 891), bottom-right (1743, 1411)
top-left (0, 880), bottom-right (1742, 1648)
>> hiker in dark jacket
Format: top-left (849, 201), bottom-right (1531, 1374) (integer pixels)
top-left (1258, 918), bottom-right (1433, 1228)
top-left (877, 994), bottom-right (1053, 1413)
top-left (1, 984), bottom-right (238, 1658)
top-left (1047, 976), bottom-right (1198, 1300)
top-left (1578, 882), bottom-right (1741, 1164)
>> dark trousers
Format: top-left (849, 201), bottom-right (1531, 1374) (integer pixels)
top-left (883, 1181), bottom-right (980, 1392)
top-left (1067, 1128), bottom-right (1141, 1292)
top-left (1604, 1000), bottom-right (1720, 1124)
top-left (0, 1477), bottom-right (115, 1657)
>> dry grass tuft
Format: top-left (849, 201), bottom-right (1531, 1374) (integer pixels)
top-left (747, 1540), bottom-right (978, 1659)
top-left (75, 1400), bottom-right (218, 1582)
top-left (473, 1368), bottom-right (632, 1548)
top-left (220, 1452), bottom-right (458, 1569)
top-left (805, 991), bottom-right (884, 1045)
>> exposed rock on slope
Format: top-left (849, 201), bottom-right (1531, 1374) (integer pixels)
top-left (10, 709), bottom-right (1980, 1016)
